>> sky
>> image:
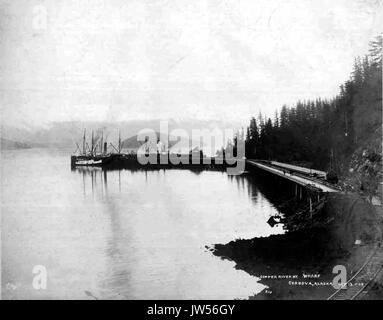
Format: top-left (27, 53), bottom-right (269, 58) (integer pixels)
top-left (0, 0), bottom-right (382, 128)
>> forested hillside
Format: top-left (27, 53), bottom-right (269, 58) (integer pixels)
top-left (244, 35), bottom-right (382, 198)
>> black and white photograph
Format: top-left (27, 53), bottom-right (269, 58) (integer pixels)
top-left (0, 0), bottom-right (382, 305)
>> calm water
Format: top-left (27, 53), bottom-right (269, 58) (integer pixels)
top-left (1, 149), bottom-right (284, 299)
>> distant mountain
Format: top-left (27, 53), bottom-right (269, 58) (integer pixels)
top-left (1, 119), bottom-right (244, 150)
top-left (1, 138), bottom-right (31, 150)
top-left (121, 131), bottom-right (189, 151)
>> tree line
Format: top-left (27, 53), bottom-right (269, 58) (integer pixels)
top-left (243, 35), bottom-right (382, 173)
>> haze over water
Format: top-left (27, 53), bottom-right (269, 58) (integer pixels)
top-left (1, 149), bottom-right (284, 299)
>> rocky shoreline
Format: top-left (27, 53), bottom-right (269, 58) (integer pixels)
top-left (211, 193), bottom-right (383, 299)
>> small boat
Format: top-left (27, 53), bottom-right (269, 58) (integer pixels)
top-left (71, 155), bottom-right (113, 167)
top-left (76, 159), bottom-right (102, 166)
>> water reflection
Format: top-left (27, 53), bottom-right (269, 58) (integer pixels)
top-left (2, 149), bottom-right (287, 299)
top-left (70, 166), bottom-right (286, 299)
top-left (75, 167), bottom-right (291, 214)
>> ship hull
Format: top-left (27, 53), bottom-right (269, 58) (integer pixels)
top-left (71, 155), bottom-right (113, 168)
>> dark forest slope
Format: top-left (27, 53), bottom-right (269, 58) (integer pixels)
top-left (244, 35), bottom-right (382, 200)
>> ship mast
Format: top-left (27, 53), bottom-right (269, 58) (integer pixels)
top-left (100, 131), bottom-right (104, 155)
top-left (82, 129), bottom-right (86, 155)
top-left (109, 129), bottom-right (121, 154)
top-left (91, 130), bottom-right (94, 156)
top-left (118, 129), bottom-right (121, 154)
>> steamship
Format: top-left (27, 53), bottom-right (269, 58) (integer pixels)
top-left (71, 129), bottom-right (121, 168)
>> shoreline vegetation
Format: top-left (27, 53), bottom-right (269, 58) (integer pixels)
top-left (242, 35), bottom-right (382, 205)
top-left (1, 33), bottom-right (381, 299)
top-left (211, 36), bottom-right (382, 299)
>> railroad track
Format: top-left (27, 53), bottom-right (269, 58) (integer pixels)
top-left (327, 243), bottom-right (383, 300)
top-left (267, 162), bottom-right (339, 191)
